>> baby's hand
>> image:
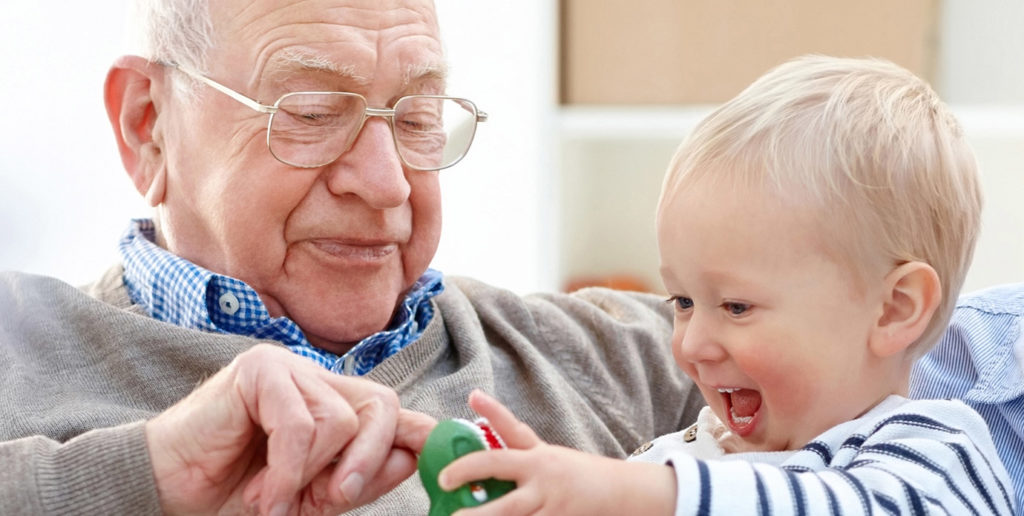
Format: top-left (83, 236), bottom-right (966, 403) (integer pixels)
top-left (418, 416), bottom-right (516, 515)
top-left (439, 390), bottom-right (677, 516)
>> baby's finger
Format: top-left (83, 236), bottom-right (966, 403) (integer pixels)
top-left (451, 486), bottom-right (541, 516)
top-left (468, 390), bottom-right (542, 449)
top-left (439, 448), bottom-right (529, 490)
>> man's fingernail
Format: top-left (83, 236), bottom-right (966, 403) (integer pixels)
top-left (340, 473), bottom-right (365, 503)
top-left (269, 502), bottom-right (291, 516)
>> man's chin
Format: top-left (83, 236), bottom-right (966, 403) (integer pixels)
top-left (279, 294), bottom-right (399, 355)
top-left (299, 313), bottom-right (395, 355)
top-left (270, 261), bottom-right (416, 353)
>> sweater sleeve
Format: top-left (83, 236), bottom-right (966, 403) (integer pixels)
top-left (0, 421), bottom-right (162, 515)
top-left (659, 400), bottom-right (1015, 515)
top-left (0, 271), bottom-right (256, 514)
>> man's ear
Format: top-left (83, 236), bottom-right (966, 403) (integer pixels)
top-left (104, 55), bottom-right (169, 207)
top-left (869, 261), bottom-right (942, 358)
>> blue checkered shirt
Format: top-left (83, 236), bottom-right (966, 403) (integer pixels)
top-left (118, 219), bottom-right (444, 375)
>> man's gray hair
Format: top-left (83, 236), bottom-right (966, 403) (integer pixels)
top-left (130, 0), bottom-right (213, 72)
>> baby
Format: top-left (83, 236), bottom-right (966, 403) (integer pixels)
top-left (438, 55), bottom-right (1015, 514)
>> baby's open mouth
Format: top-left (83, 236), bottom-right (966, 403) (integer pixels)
top-left (718, 387), bottom-right (762, 430)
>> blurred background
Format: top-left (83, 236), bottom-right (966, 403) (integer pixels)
top-left (1, 1), bottom-right (1022, 296)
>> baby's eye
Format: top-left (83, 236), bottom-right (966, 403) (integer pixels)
top-left (723, 302), bottom-right (750, 316)
top-left (671, 297), bottom-right (694, 311)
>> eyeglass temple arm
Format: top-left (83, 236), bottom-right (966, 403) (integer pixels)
top-left (169, 63), bottom-right (277, 115)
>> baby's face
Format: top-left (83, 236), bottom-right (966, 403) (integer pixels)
top-left (656, 178), bottom-right (891, 453)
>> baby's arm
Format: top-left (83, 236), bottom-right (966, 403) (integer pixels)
top-left (439, 390), bottom-right (677, 516)
top-left (443, 395), bottom-right (1015, 515)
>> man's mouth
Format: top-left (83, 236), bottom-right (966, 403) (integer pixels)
top-left (717, 387), bottom-right (762, 433)
top-left (309, 239), bottom-right (398, 262)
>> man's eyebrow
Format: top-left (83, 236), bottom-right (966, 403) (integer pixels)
top-left (266, 50), bottom-right (448, 90)
top-left (267, 49), bottom-right (371, 87)
top-left (404, 62), bottom-right (448, 88)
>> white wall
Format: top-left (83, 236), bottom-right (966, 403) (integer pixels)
top-left (0, 3), bottom-right (145, 285)
top-left (935, 1), bottom-right (1024, 291)
top-left (432, 0), bottom-right (559, 293)
top-left (0, 1), bottom-right (558, 293)
top-left (938, 0), bottom-right (1024, 104)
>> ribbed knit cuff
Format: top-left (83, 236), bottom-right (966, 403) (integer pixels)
top-left (36, 421), bottom-right (162, 515)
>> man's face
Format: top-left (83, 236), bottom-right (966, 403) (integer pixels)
top-left (154, 0), bottom-right (445, 352)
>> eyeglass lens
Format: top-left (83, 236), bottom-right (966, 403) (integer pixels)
top-left (268, 93), bottom-right (479, 170)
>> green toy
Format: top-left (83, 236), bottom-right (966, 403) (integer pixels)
top-left (418, 417), bottom-right (517, 516)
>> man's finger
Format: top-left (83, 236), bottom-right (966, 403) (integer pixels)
top-left (394, 408), bottom-right (437, 453)
top-left (248, 368), bottom-right (322, 515)
top-left (347, 447), bottom-right (420, 507)
top-left (242, 357), bottom-right (358, 514)
top-left (320, 377), bottom-right (400, 505)
top-left (322, 408), bottom-right (433, 508)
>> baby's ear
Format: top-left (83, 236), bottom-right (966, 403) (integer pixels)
top-left (869, 261), bottom-right (941, 358)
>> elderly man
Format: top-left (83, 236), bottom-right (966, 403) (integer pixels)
top-left (0, 0), bottom-right (700, 514)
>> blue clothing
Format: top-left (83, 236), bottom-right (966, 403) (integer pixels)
top-left (911, 282), bottom-right (1024, 513)
top-left (118, 219), bottom-right (443, 375)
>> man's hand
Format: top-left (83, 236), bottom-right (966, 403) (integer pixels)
top-left (438, 390), bottom-right (677, 516)
top-left (145, 344), bottom-right (436, 515)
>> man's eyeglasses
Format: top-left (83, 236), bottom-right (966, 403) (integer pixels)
top-left (168, 63), bottom-right (487, 171)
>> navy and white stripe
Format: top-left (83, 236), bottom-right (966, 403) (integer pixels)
top-left (911, 282), bottom-right (1024, 512)
top-left (643, 397), bottom-right (1014, 514)
top-left (118, 219), bottom-right (444, 375)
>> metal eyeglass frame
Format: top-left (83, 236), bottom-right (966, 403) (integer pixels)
top-left (167, 62), bottom-right (488, 170)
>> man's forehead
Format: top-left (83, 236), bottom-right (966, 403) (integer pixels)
top-left (211, 0), bottom-right (443, 80)
top-left (215, 0), bottom-right (439, 28)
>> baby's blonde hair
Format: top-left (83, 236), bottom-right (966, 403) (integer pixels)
top-left (659, 55), bottom-right (981, 357)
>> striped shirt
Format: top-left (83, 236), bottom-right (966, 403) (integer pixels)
top-left (631, 396), bottom-right (1015, 514)
top-left (911, 282), bottom-right (1024, 513)
top-left (118, 219), bottom-right (443, 375)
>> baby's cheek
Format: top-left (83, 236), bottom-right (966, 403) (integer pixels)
top-left (737, 356), bottom-right (811, 411)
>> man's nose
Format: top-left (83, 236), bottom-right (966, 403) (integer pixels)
top-left (324, 117), bottom-right (411, 208)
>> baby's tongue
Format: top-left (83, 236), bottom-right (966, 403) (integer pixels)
top-left (730, 389), bottom-right (762, 417)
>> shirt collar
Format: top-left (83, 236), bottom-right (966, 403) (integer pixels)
top-left (118, 218), bottom-right (443, 374)
top-left (954, 284), bottom-right (1024, 403)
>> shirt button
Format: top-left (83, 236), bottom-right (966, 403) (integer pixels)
top-left (683, 423), bottom-right (699, 443)
top-left (219, 293), bottom-right (241, 315)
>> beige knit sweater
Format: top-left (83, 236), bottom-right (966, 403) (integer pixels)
top-left (0, 268), bottom-right (702, 514)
